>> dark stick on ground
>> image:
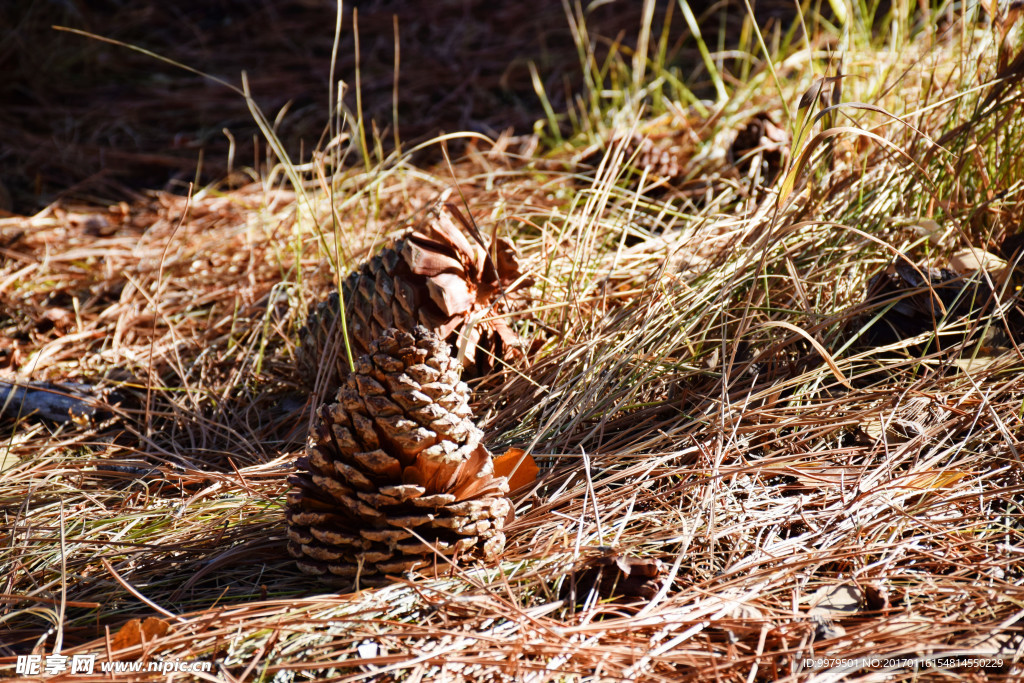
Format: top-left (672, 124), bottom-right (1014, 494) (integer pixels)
top-left (0, 379), bottom-right (99, 423)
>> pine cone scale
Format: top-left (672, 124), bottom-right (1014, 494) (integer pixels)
top-left (352, 449), bottom-right (402, 478)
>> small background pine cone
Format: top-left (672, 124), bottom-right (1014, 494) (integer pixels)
top-left (855, 259), bottom-right (1023, 352)
top-left (286, 326), bottom-right (511, 584)
top-left (629, 133), bottom-right (691, 182)
top-left (729, 111), bottom-right (788, 182)
top-left (580, 129), bottom-right (694, 188)
top-left (299, 202), bottom-right (531, 395)
top-left (561, 550), bottom-right (666, 608)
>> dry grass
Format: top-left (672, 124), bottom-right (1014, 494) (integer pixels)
top-left (3, 0), bottom-right (1024, 681)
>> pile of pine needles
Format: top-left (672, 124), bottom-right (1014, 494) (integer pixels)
top-left (3, 0), bottom-right (1024, 680)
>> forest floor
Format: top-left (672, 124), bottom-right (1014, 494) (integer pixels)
top-left (2, 1), bottom-right (1024, 681)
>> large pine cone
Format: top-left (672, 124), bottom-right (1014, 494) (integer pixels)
top-left (300, 201), bottom-right (530, 393)
top-left (286, 326), bottom-right (511, 583)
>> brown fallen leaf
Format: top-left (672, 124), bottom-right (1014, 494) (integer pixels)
top-left (809, 583), bottom-right (863, 616)
top-left (949, 247), bottom-right (1007, 273)
top-left (492, 448), bottom-right (539, 491)
top-left (110, 617), bottom-right (170, 651)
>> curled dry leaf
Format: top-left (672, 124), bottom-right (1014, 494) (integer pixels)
top-left (807, 583), bottom-right (864, 641)
top-left (948, 248), bottom-right (1009, 286)
top-left (905, 218), bottom-right (952, 248)
top-left (707, 597), bottom-right (768, 640)
top-left (808, 583), bottom-right (864, 617)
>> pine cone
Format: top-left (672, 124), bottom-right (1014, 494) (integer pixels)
top-left (729, 111), bottom-right (787, 181)
top-left (857, 260), bottom-right (1015, 351)
top-left (629, 133), bottom-right (691, 181)
top-left (286, 326), bottom-right (511, 584)
top-left (583, 132), bottom-right (693, 185)
top-left (299, 202), bottom-right (530, 393)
